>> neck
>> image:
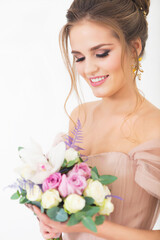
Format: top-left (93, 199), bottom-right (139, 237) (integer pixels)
top-left (99, 86), bottom-right (144, 116)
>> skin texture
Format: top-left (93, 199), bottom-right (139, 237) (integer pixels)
top-left (33, 21), bottom-right (160, 239)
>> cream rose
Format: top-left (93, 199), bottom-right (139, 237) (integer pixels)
top-left (99, 199), bottom-right (114, 215)
top-left (65, 148), bottom-right (79, 163)
top-left (83, 179), bottom-right (106, 206)
top-left (41, 189), bottom-right (62, 209)
top-left (103, 185), bottom-right (112, 201)
top-left (26, 184), bottom-right (43, 201)
top-left (64, 194), bottom-right (85, 214)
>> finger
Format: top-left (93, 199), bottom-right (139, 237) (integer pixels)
top-left (43, 232), bottom-right (60, 239)
top-left (39, 221), bottom-right (53, 233)
top-left (33, 206), bottom-right (51, 223)
top-left (33, 206), bottom-right (60, 229)
top-left (25, 203), bottom-right (34, 211)
top-left (39, 221), bottom-right (61, 239)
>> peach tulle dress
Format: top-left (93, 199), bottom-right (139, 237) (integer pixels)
top-left (55, 135), bottom-right (160, 240)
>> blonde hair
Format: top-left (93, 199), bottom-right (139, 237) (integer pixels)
top-left (59, 0), bottom-right (150, 131)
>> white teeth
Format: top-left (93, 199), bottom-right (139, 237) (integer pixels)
top-left (90, 75), bottom-right (108, 83)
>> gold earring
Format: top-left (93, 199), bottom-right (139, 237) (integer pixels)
top-left (132, 57), bottom-right (144, 81)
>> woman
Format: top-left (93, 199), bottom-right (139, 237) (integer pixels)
top-left (33, 0), bottom-right (160, 239)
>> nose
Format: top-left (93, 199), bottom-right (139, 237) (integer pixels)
top-left (84, 58), bottom-right (98, 77)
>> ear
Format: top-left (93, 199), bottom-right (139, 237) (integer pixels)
top-left (130, 38), bottom-right (142, 58)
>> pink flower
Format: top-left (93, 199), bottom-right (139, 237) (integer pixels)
top-left (68, 173), bottom-right (87, 195)
top-left (58, 174), bottom-right (75, 198)
top-left (42, 172), bottom-right (62, 192)
top-left (58, 173), bottom-right (87, 198)
top-left (68, 163), bottom-right (91, 180)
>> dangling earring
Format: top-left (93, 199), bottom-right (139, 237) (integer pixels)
top-left (132, 57), bottom-right (144, 81)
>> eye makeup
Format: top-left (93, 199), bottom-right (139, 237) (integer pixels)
top-left (74, 49), bottom-right (111, 62)
top-left (96, 49), bottom-right (110, 58)
top-left (75, 57), bottom-right (85, 62)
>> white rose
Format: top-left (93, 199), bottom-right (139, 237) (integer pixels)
top-left (103, 185), bottom-right (112, 201)
top-left (64, 194), bottom-right (85, 214)
top-left (26, 184), bottom-right (43, 201)
top-left (65, 148), bottom-right (79, 163)
top-left (99, 199), bottom-right (114, 215)
top-left (41, 189), bottom-right (62, 209)
top-left (83, 179), bottom-right (106, 206)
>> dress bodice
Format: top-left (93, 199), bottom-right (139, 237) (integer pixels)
top-left (62, 138), bottom-right (160, 240)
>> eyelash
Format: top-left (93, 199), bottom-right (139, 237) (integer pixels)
top-left (75, 50), bottom-right (110, 63)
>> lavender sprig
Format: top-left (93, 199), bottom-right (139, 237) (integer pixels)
top-left (64, 119), bottom-right (84, 151)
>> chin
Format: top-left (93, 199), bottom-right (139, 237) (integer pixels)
top-left (92, 89), bottom-right (112, 98)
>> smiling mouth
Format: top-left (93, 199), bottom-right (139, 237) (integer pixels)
top-left (90, 75), bottom-right (109, 83)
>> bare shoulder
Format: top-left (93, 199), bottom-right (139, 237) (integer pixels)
top-left (139, 100), bottom-right (160, 141)
top-left (69, 101), bottom-right (98, 133)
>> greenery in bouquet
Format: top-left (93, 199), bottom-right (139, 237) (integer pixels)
top-left (10, 120), bottom-right (118, 235)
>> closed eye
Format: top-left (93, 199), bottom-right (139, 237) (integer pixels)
top-left (75, 57), bottom-right (85, 62)
top-left (96, 50), bottom-right (110, 58)
top-left (75, 50), bottom-right (110, 62)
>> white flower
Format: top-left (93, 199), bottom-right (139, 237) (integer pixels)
top-left (83, 179), bottom-right (106, 206)
top-left (16, 138), bottom-right (66, 184)
top-left (103, 185), bottom-right (112, 201)
top-left (99, 199), bottom-right (114, 215)
top-left (41, 189), bottom-right (62, 209)
top-left (26, 184), bottom-right (43, 202)
top-left (64, 194), bottom-right (85, 214)
top-left (65, 148), bottom-right (79, 163)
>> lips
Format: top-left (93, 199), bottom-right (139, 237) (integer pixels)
top-left (89, 75), bottom-right (109, 87)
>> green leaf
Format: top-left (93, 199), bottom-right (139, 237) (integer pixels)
top-left (19, 196), bottom-right (29, 204)
top-left (74, 211), bottom-right (86, 220)
top-left (67, 159), bottom-right (78, 168)
top-left (46, 207), bottom-right (68, 222)
top-left (67, 214), bottom-right (81, 226)
top-left (20, 189), bottom-right (27, 197)
top-left (61, 160), bottom-right (67, 168)
top-left (11, 191), bottom-right (20, 200)
top-left (31, 201), bottom-right (41, 208)
top-left (41, 205), bottom-right (45, 213)
top-left (83, 206), bottom-right (100, 217)
top-left (91, 167), bottom-right (99, 177)
top-left (99, 175), bottom-right (117, 185)
top-left (95, 215), bottom-right (105, 225)
top-left (84, 197), bottom-right (95, 205)
top-left (18, 146), bottom-right (24, 151)
top-left (79, 157), bottom-right (83, 162)
top-left (91, 171), bottom-right (99, 180)
top-left (82, 216), bottom-right (97, 232)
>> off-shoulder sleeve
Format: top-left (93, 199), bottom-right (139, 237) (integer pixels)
top-left (129, 140), bottom-right (160, 199)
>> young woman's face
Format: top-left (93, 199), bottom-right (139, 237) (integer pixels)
top-left (69, 21), bottom-right (134, 99)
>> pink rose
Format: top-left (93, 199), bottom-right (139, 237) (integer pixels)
top-left (68, 173), bottom-right (87, 195)
top-left (68, 163), bottom-right (91, 180)
top-left (42, 172), bottom-right (62, 192)
top-left (58, 174), bottom-right (87, 198)
top-left (58, 174), bottom-right (75, 198)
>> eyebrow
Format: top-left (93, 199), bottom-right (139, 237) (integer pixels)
top-left (71, 43), bottom-right (113, 54)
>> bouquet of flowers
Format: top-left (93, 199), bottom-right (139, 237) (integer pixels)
top-left (10, 120), bottom-right (118, 239)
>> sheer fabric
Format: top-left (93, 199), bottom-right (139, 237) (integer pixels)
top-left (62, 139), bottom-right (160, 240)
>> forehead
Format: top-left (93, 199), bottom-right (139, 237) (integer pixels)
top-left (69, 20), bottom-right (120, 51)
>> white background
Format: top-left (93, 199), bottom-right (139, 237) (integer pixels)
top-left (0, 0), bottom-right (159, 239)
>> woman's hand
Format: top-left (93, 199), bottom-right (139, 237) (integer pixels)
top-left (32, 205), bottom-right (86, 235)
top-left (25, 204), bottom-right (61, 239)
top-left (39, 220), bottom-right (61, 239)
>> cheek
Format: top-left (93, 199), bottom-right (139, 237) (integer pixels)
top-left (102, 55), bottom-right (122, 73)
top-left (75, 64), bottom-right (85, 77)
